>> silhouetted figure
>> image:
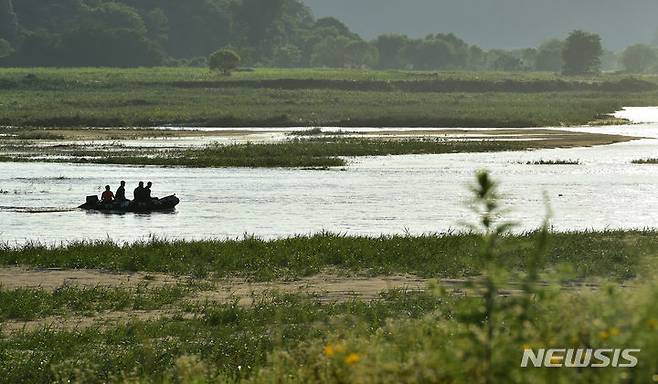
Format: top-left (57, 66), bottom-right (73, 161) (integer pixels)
top-left (101, 185), bottom-right (114, 203)
top-left (145, 181), bottom-right (158, 201)
top-left (115, 181), bottom-right (127, 201)
top-left (134, 181), bottom-right (145, 202)
top-left (144, 182), bottom-right (152, 200)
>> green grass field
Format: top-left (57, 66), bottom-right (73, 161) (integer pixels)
top-left (1, 67), bottom-right (658, 128)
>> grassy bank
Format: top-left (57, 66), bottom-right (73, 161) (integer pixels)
top-left (2, 230), bottom-right (654, 280)
top-left (1, 68), bottom-right (658, 128)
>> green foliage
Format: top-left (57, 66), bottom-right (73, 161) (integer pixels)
top-left (58, 26), bottom-right (164, 67)
top-left (311, 36), bottom-right (378, 68)
top-left (0, 0), bottom-right (17, 42)
top-left (0, 284), bottom-right (192, 321)
top-left (562, 30), bottom-right (603, 75)
top-left (0, 0), bottom-right (629, 72)
top-left (0, 230), bottom-right (652, 280)
top-left (535, 39), bottom-right (564, 72)
top-left (0, 38), bottom-right (12, 58)
top-left (402, 33), bottom-right (469, 70)
top-left (487, 49), bottom-right (524, 71)
top-left (621, 44), bottom-right (658, 73)
top-left (373, 34), bottom-right (409, 69)
top-left (209, 48), bottom-right (241, 75)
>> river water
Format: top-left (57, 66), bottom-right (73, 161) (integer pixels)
top-left (1, 108), bottom-right (658, 245)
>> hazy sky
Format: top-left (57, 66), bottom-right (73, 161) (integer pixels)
top-left (304, 0), bottom-right (658, 50)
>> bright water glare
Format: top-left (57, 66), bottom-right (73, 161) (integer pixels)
top-left (2, 108), bottom-right (658, 245)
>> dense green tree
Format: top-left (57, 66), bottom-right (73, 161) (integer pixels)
top-left (294, 17), bottom-right (358, 66)
top-left (142, 8), bottom-right (169, 47)
top-left (562, 30), bottom-right (602, 75)
top-left (600, 49), bottom-right (621, 72)
top-left (119, 0), bottom-right (232, 59)
top-left (310, 36), bottom-right (377, 68)
top-left (373, 34), bottom-right (409, 69)
top-left (535, 39), bottom-right (564, 72)
top-left (59, 26), bottom-right (163, 67)
top-left (621, 44), bottom-right (657, 73)
top-left (519, 48), bottom-right (537, 70)
top-left (313, 17), bottom-right (358, 39)
top-left (405, 38), bottom-right (452, 70)
top-left (487, 50), bottom-right (523, 71)
top-left (233, 0), bottom-right (284, 46)
top-left (402, 34), bottom-right (468, 70)
top-left (12, 0), bottom-right (83, 31)
top-left (0, 0), bottom-right (17, 42)
top-left (9, 30), bottom-right (62, 66)
top-left (209, 48), bottom-right (241, 74)
top-left (271, 44), bottom-right (303, 67)
top-left (345, 40), bottom-right (378, 68)
top-left (83, 2), bottom-right (147, 34)
top-left (0, 38), bottom-right (12, 58)
top-left (467, 45), bottom-right (486, 69)
top-left (310, 35), bottom-right (353, 67)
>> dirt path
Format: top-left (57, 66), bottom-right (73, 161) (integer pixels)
top-left (0, 268), bottom-right (432, 333)
top-left (0, 267), bottom-right (183, 289)
top-left (0, 268), bottom-right (605, 333)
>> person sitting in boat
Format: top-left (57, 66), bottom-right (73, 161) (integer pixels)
top-left (115, 181), bottom-right (127, 201)
top-left (101, 185), bottom-right (114, 203)
top-left (134, 181), bottom-right (145, 202)
top-left (145, 181), bottom-right (158, 201)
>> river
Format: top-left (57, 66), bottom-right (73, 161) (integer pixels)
top-left (1, 108), bottom-right (658, 245)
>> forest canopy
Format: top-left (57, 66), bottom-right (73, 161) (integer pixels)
top-left (0, 0), bottom-right (656, 73)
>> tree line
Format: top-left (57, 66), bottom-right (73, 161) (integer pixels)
top-left (0, 0), bottom-right (657, 74)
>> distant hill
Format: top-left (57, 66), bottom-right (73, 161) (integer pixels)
top-left (304, 0), bottom-right (658, 50)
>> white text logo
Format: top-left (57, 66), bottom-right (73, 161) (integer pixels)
top-left (521, 348), bottom-right (640, 368)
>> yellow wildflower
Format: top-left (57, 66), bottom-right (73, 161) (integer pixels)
top-left (344, 353), bottom-right (361, 365)
top-left (653, 374), bottom-right (658, 382)
top-left (648, 319), bottom-right (658, 330)
top-left (609, 327), bottom-right (620, 337)
top-left (521, 344), bottom-right (531, 351)
top-left (598, 330), bottom-right (609, 340)
top-left (323, 344), bottom-right (335, 358)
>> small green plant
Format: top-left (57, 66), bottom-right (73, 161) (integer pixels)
top-left (465, 171), bottom-right (516, 383)
top-left (209, 48), bottom-right (241, 75)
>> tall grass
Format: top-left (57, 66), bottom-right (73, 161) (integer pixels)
top-left (0, 284), bottom-right (193, 321)
top-left (0, 229), bottom-right (652, 280)
top-left (1, 68), bottom-right (658, 128)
